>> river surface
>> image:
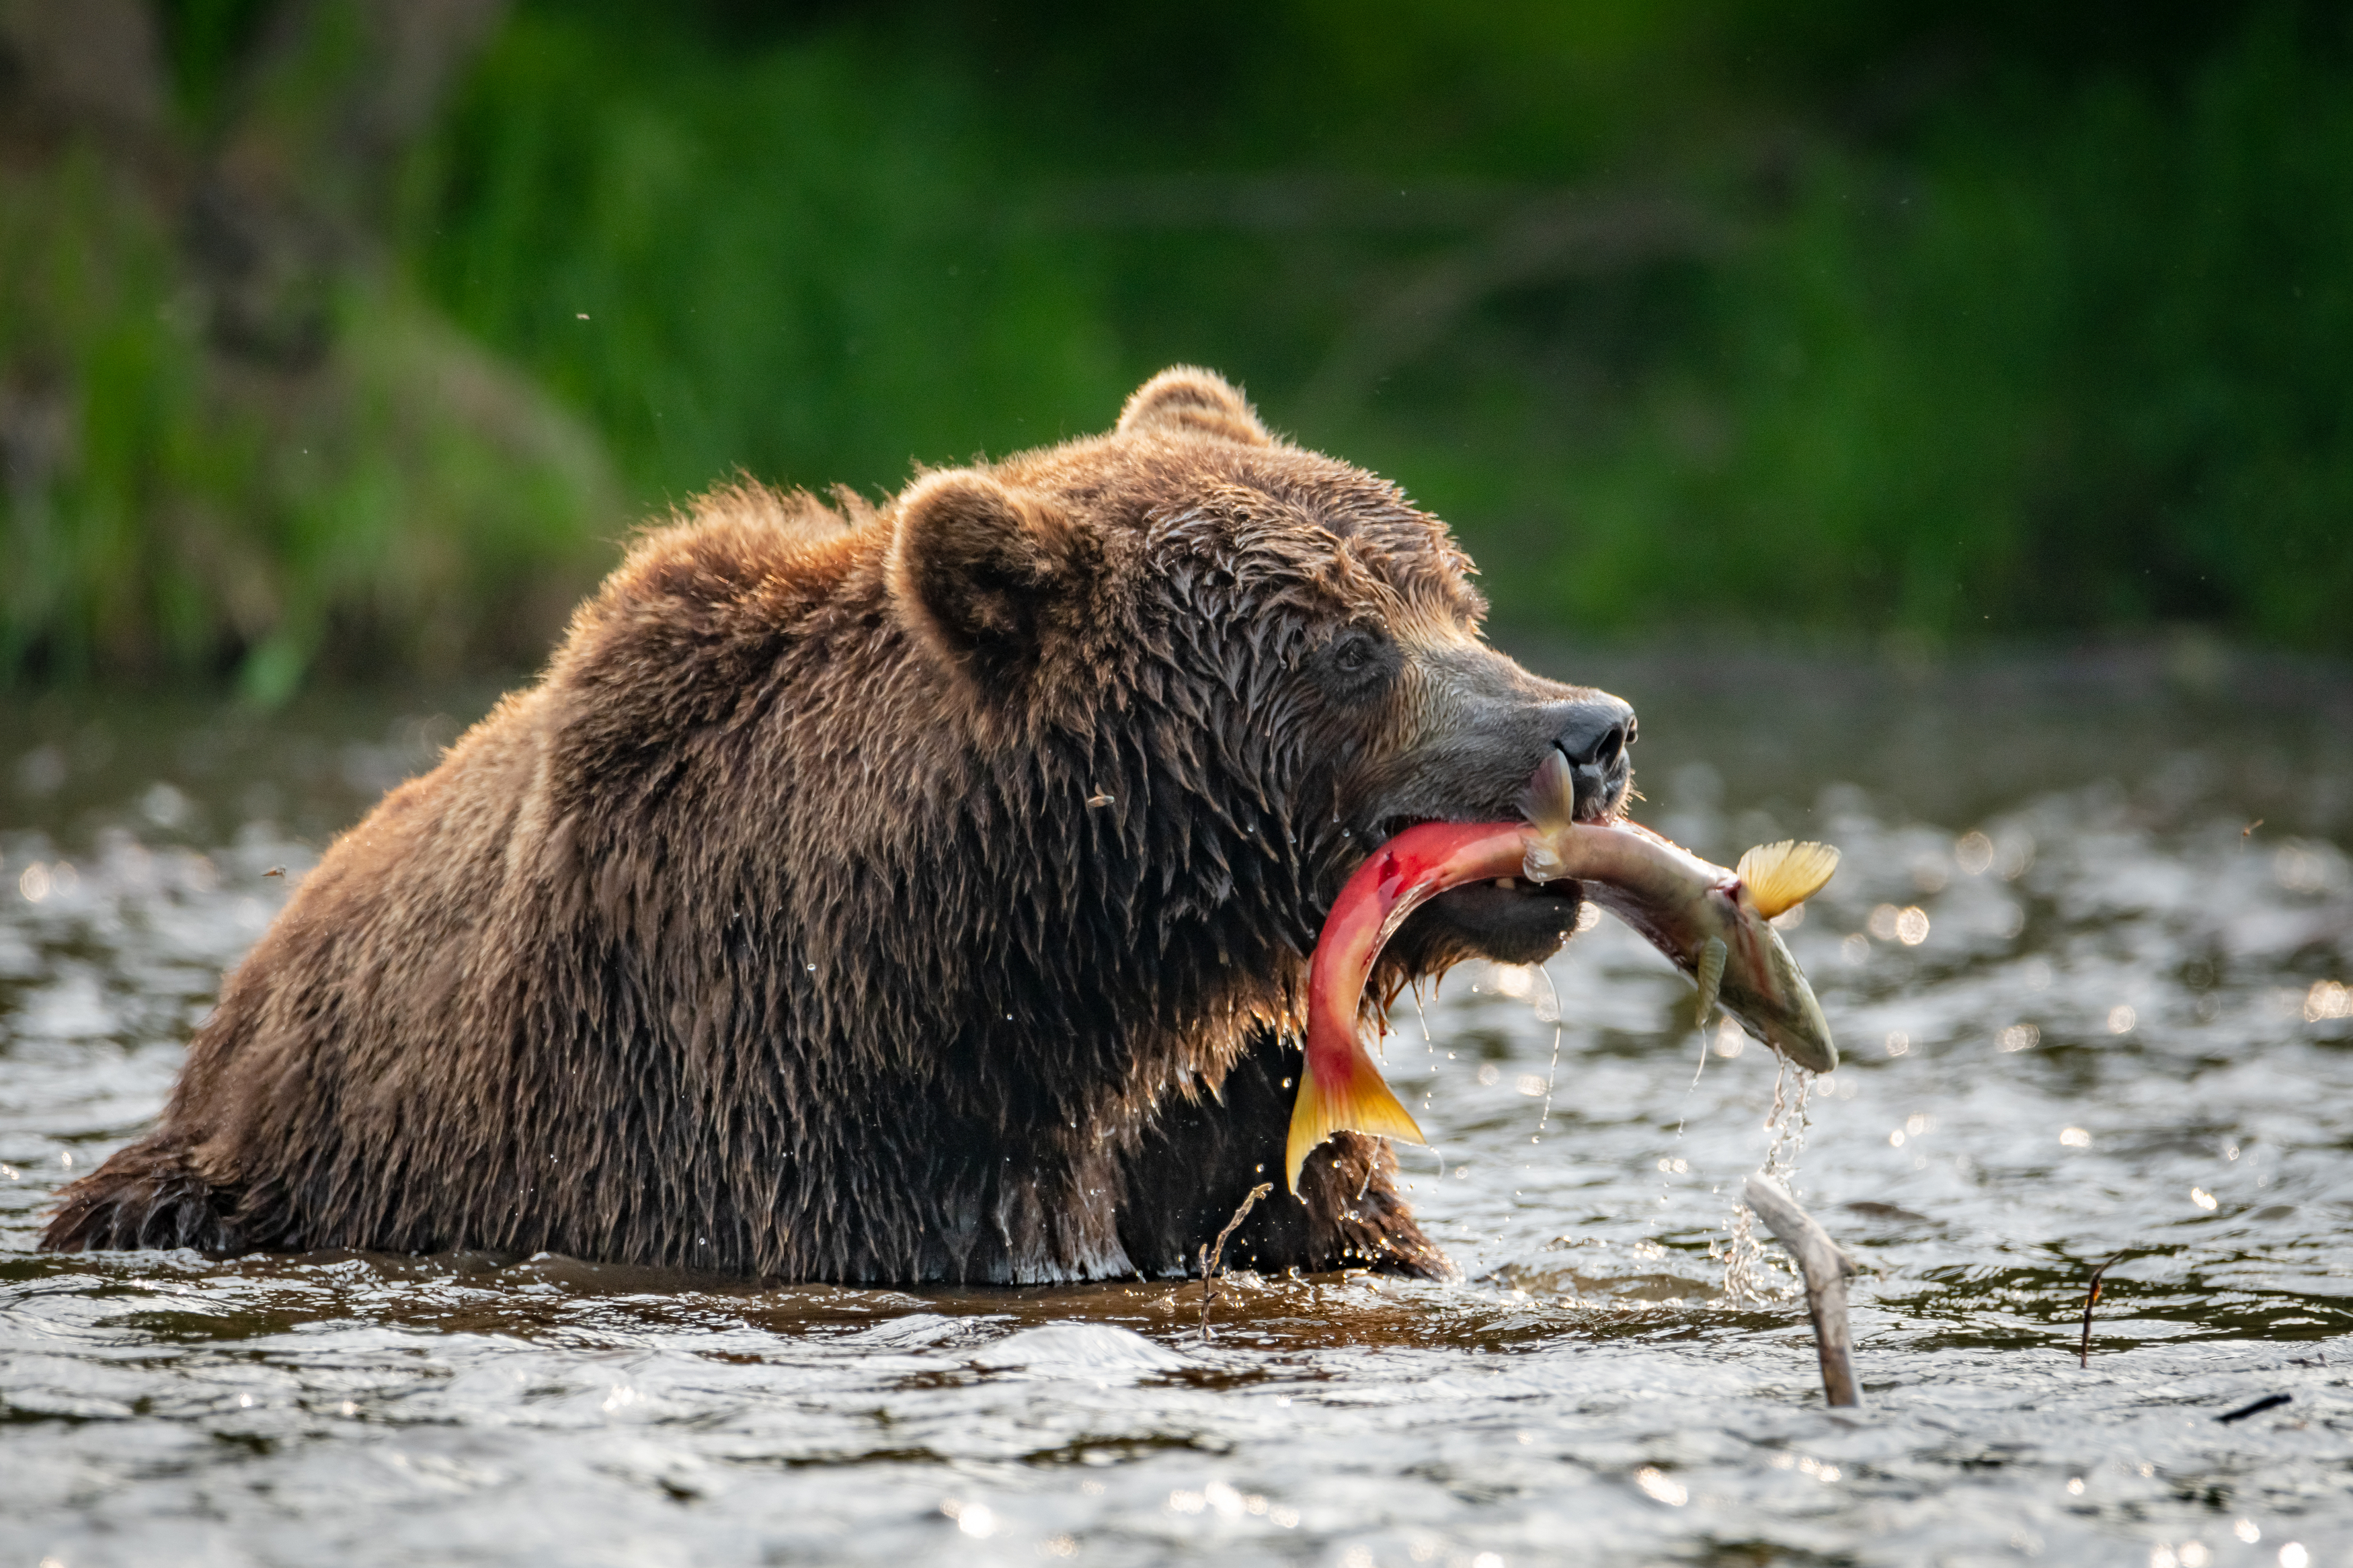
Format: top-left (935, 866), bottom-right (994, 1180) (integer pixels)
top-left (3, 646), bottom-right (2350, 1567)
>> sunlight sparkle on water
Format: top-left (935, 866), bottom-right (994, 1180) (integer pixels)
top-left (5, 678), bottom-right (2351, 1567)
top-left (1954, 831), bottom-right (1996, 876)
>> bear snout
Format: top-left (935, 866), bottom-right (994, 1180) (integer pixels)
top-left (1342, 672), bottom-right (1636, 977)
top-left (1554, 694), bottom-right (1637, 823)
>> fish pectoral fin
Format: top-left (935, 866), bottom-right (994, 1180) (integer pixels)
top-left (1517, 748), bottom-right (1577, 837)
top-left (1694, 935), bottom-right (1728, 1028)
top-left (1736, 840), bottom-right (1841, 919)
top-left (1283, 1055), bottom-right (1427, 1193)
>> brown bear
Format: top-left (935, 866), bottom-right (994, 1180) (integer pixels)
top-left (43, 368), bottom-right (1636, 1284)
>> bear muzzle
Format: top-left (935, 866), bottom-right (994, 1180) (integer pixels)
top-left (1553, 694), bottom-right (1637, 824)
top-left (1350, 686), bottom-right (1640, 971)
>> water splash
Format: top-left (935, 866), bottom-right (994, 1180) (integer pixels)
top-left (1533, 962), bottom-right (1564, 1139)
top-left (1720, 1057), bottom-right (1814, 1304)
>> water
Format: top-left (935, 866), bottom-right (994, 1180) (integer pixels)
top-left (3, 649), bottom-right (2350, 1567)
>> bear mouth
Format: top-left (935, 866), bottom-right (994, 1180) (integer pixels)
top-left (1347, 739), bottom-right (1629, 968)
top-left (1417, 872), bottom-right (1587, 969)
top-left (1356, 815), bottom-right (1589, 969)
top-left (1366, 813), bottom-right (1584, 901)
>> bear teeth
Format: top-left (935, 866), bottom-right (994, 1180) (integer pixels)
top-left (1494, 877), bottom-right (1517, 891)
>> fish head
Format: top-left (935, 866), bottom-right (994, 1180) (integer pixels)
top-left (1724, 923), bottom-right (1839, 1073)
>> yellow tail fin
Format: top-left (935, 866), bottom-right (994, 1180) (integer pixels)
top-left (1284, 1054), bottom-right (1427, 1193)
top-left (1736, 840), bottom-right (1841, 919)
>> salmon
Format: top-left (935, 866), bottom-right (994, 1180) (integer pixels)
top-left (1285, 752), bottom-right (1839, 1190)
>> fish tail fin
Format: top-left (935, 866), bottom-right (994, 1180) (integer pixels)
top-left (1285, 1052), bottom-right (1427, 1193)
top-left (1736, 841), bottom-right (1841, 919)
top-left (1694, 934), bottom-right (1728, 1027)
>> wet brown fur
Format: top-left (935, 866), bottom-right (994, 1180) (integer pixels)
top-left (44, 369), bottom-right (1616, 1283)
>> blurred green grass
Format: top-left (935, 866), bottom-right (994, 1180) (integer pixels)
top-left (5, 1), bottom-right (2350, 693)
top-left (0, 144), bottom-right (613, 699)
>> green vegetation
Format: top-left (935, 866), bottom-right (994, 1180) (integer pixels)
top-left (1564, 15), bottom-right (2353, 647)
top-left (5, 1), bottom-right (2350, 692)
top-left (0, 148), bottom-right (611, 698)
top-left (0, 0), bottom-right (615, 698)
top-left (409, 0), bottom-right (2353, 650)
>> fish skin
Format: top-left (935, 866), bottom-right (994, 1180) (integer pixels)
top-left (1287, 754), bottom-right (1839, 1189)
top-left (1517, 749), bottom-right (1836, 1074)
top-left (1286, 823), bottom-right (1521, 1190)
top-left (1523, 814), bottom-right (1835, 1075)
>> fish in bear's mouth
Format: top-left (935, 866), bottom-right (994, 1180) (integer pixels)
top-left (1286, 745), bottom-right (1842, 1188)
top-left (1359, 740), bottom-right (1628, 951)
top-left (1384, 846), bottom-right (1587, 960)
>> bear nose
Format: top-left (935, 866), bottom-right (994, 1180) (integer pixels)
top-left (1554, 696), bottom-right (1636, 821)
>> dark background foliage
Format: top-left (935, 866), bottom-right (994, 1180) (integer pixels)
top-left (5, 0), bottom-right (2348, 694)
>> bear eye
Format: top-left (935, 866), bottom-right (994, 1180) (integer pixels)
top-left (1320, 629), bottom-right (1394, 696)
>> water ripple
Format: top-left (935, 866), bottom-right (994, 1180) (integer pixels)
top-left (3, 675), bottom-right (2349, 1567)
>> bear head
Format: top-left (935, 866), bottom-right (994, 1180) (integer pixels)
top-left (883, 366), bottom-right (1636, 997)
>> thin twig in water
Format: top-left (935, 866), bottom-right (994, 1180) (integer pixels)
top-left (1743, 1172), bottom-right (1861, 1407)
top-left (1200, 1182), bottom-right (1273, 1341)
top-left (2217, 1392), bottom-right (2291, 1424)
top-left (2078, 1252), bottom-right (2128, 1368)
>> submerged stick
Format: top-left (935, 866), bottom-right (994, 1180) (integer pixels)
top-left (1743, 1172), bottom-right (1861, 1407)
top-left (1199, 1182), bottom-right (1273, 1340)
top-left (2077, 1252), bottom-right (2126, 1368)
top-left (2216, 1392), bottom-right (2291, 1424)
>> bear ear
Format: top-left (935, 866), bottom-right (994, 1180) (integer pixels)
top-left (1116, 366), bottom-right (1272, 446)
top-left (887, 468), bottom-right (1092, 685)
